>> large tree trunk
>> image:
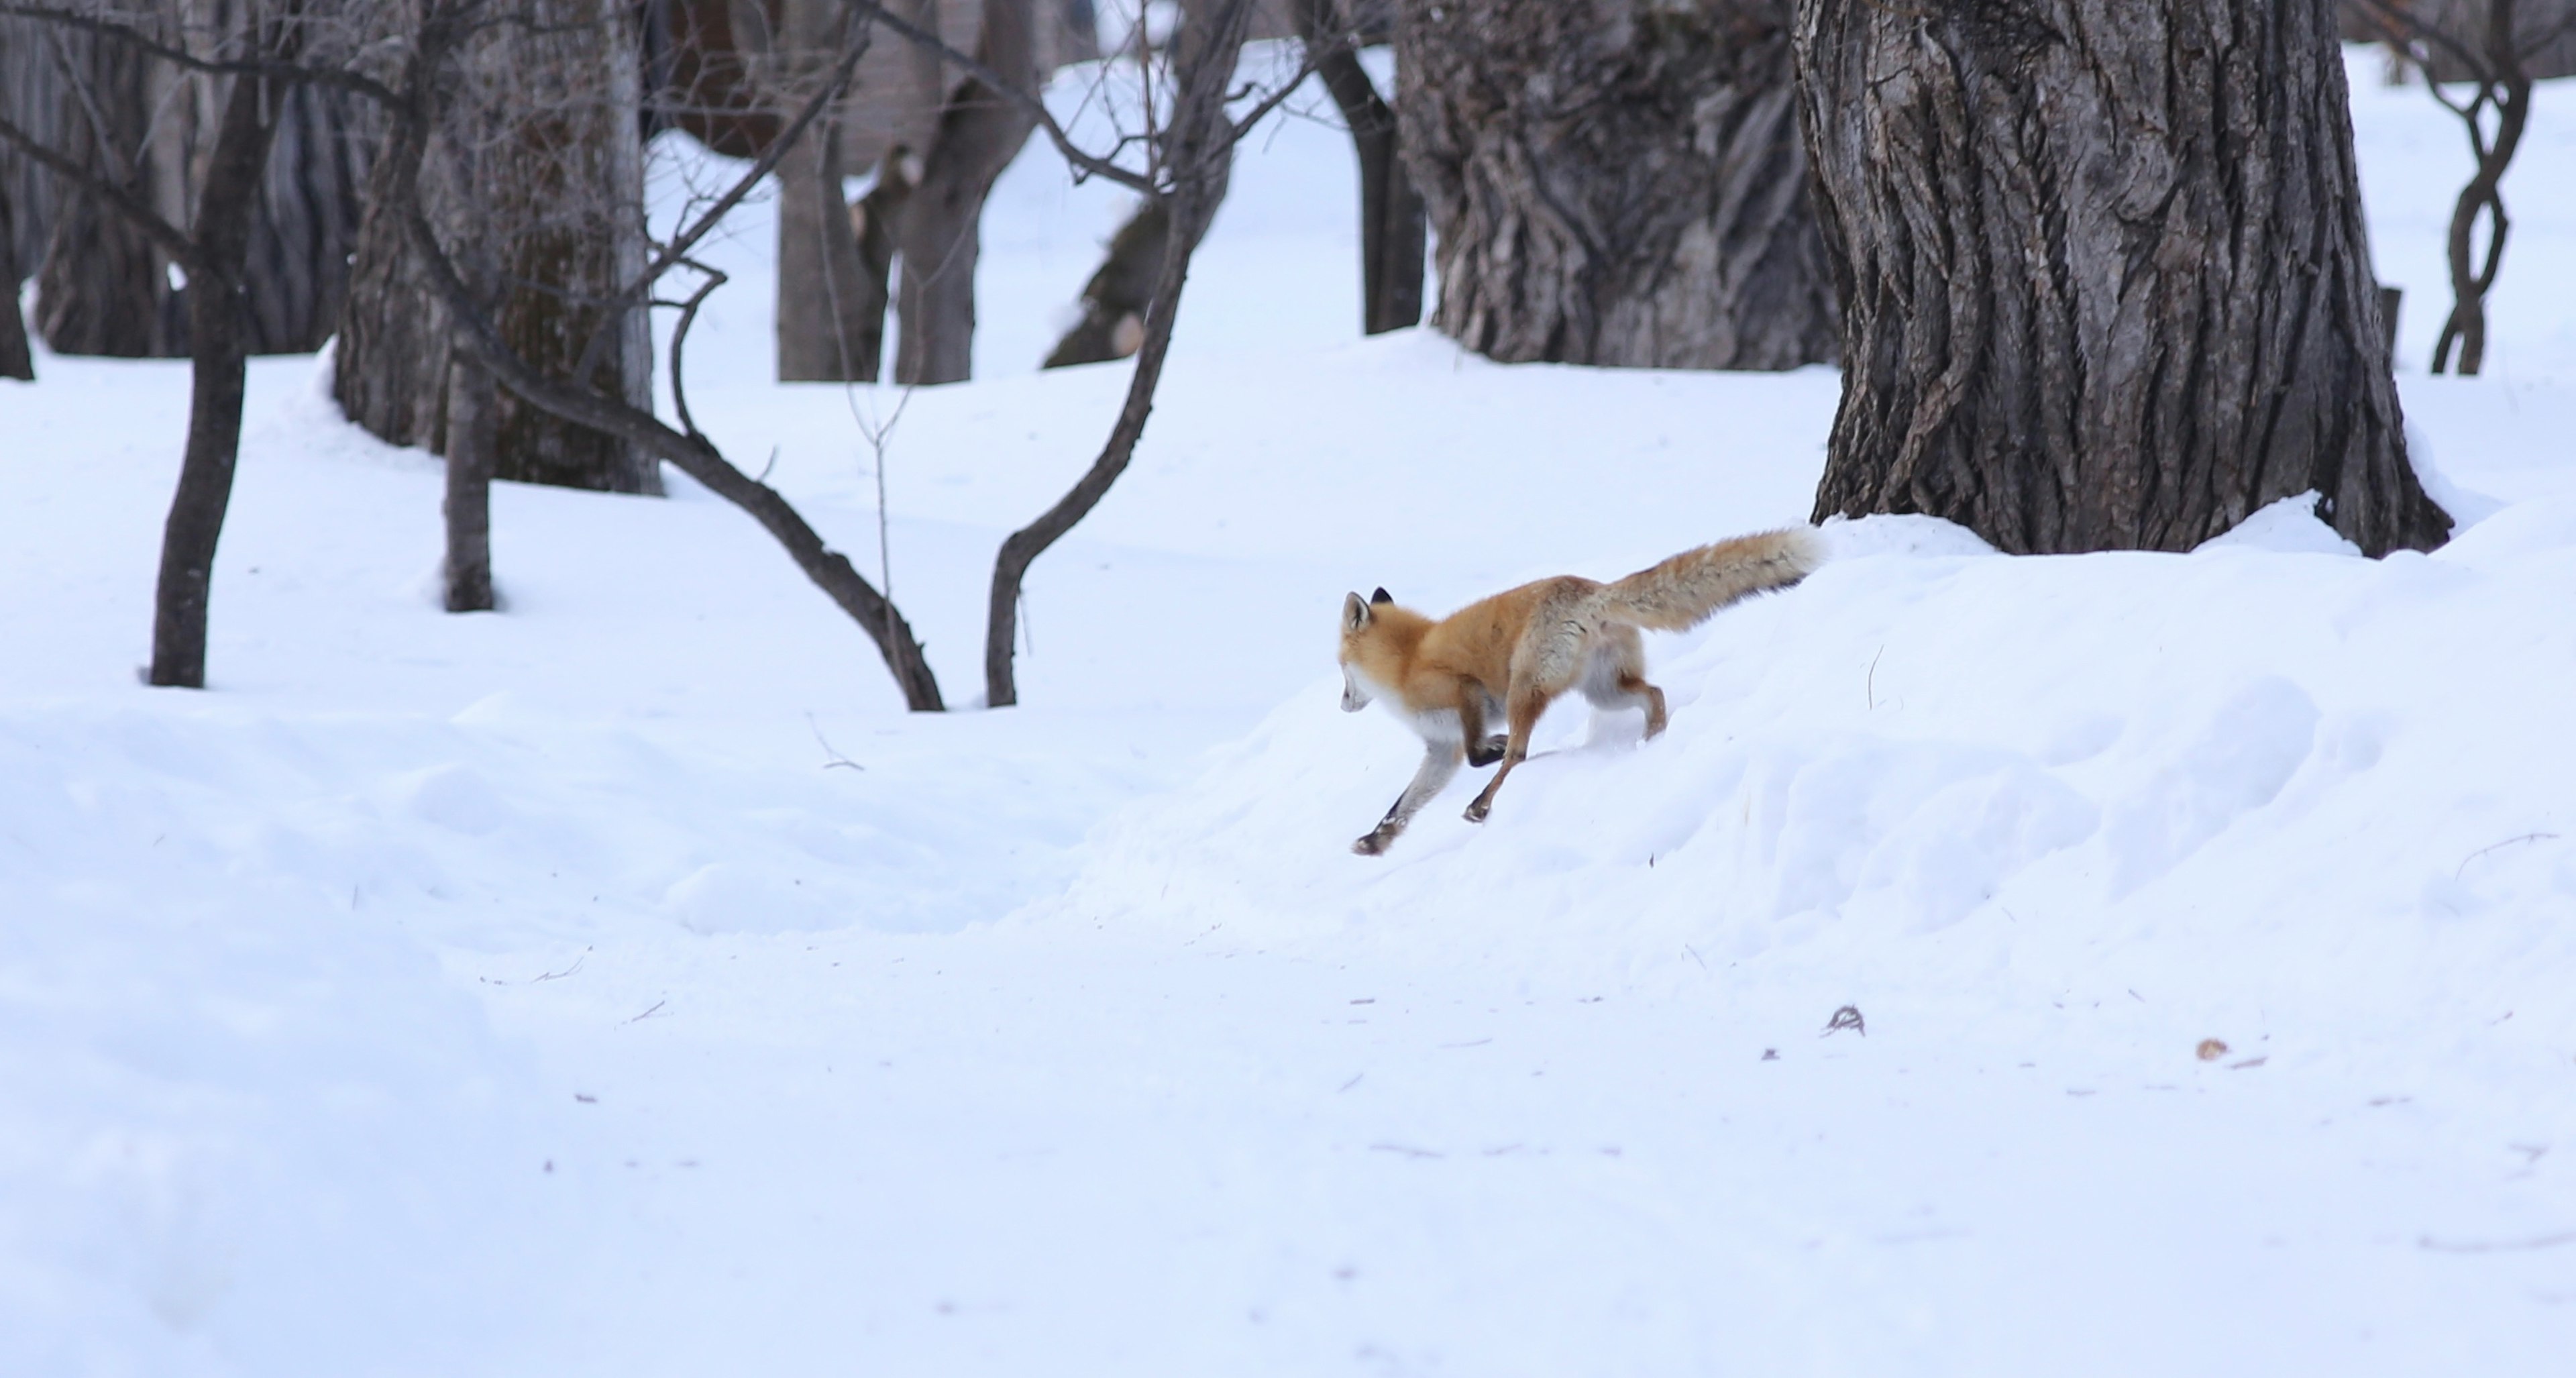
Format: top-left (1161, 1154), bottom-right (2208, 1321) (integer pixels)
top-left (1394, 0), bottom-right (1835, 370)
top-left (33, 28), bottom-right (184, 358)
top-left (773, 0), bottom-right (885, 381)
top-left (150, 52), bottom-right (290, 688)
top-left (238, 79), bottom-right (369, 354)
top-left (1792, 0), bottom-right (2451, 557)
top-left (335, 0), bottom-right (658, 493)
top-left (1292, 0), bottom-right (1424, 335)
top-left (14, 7), bottom-right (364, 360)
top-left (894, 0), bottom-right (1040, 384)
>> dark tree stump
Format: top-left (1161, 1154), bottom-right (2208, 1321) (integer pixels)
top-left (1792, 0), bottom-right (2450, 556)
top-left (1394, 0), bottom-right (1835, 370)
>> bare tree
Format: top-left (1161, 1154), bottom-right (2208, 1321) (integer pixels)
top-left (859, 0), bottom-right (1271, 701)
top-left (1037, 0), bottom-right (1246, 371)
top-left (0, 0), bottom-right (317, 686)
top-left (2352, 0), bottom-right (2575, 375)
top-left (1393, 0), bottom-right (1835, 370)
top-left (1791, 0), bottom-right (2450, 557)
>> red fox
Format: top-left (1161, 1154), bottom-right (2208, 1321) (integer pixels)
top-left (1337, 527), bottom-right (1823, 855)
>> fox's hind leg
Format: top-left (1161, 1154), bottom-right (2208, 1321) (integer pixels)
top-left (1459, 686), bottom-right (1508, 767)
top-left (1463, 682), bottom-right (1552, 823)
top-left (1582, 629), bottom-right (1668, 738)
top-left (1354, 741), bottom-right (1463, 855)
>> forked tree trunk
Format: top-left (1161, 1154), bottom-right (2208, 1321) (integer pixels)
top-left (1395, 0), bottom-right (1835, 370)
top-left (1791, 0), bottom-right (2451, 556)
top-left (894, 0), bottom-right (1039, 384)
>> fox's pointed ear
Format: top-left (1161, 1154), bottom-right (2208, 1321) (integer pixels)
top-left (1371, 587), bottom-right (1393, 606)
top-left (1343, 591), bottom-right (1372, 631)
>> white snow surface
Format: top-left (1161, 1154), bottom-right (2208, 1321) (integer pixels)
top-left (7, 45), bottom-right (2576, 1377)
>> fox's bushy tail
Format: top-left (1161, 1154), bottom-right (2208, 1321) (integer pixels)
top-left (1597, 527), bottom-right (1824, 631)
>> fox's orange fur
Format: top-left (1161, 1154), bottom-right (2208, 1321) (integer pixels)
top-left (1336, 527), bottom-right (1823, 855)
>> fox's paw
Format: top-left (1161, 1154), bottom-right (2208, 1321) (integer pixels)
top-left (1462, 799), bottom-right (1491, 824)
top-left (1467, 735), bottom-right (1508, 768)
top-left (1352, 831), bottom-right (1393, 857)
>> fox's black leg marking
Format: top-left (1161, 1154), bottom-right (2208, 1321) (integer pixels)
top-left (1467, 734), bottom-right (1509, 768)
top-left (1354, 743), bottom-right (1464, 856)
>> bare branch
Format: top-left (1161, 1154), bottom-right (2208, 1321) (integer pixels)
top-left (845, 0), bottom-right (1157, 194)
top-left (0, 3), bottom-right (403, 105)
top-left (0, 109), bottom-right (205, 272)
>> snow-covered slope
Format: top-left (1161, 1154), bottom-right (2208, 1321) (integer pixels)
top-left (5, 44), bottom-right (2576, 1378)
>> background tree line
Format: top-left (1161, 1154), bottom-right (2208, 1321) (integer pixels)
top-left (2, 0), bottom-right (2566, 704)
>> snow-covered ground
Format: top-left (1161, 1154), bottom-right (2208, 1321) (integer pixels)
top-left (7, 45), bottom-right (2576, 1377)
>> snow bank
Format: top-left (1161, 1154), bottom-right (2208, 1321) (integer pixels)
top-left (1038, 507), bottom-right (2576, 1072)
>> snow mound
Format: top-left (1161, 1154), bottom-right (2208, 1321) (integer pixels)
top-left (1031, 515), bottom-right (2576, 1061)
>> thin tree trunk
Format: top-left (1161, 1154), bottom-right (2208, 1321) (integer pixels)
top-left (443, 348), bottom-right (498, 612)
top-left (1395, 0), bottom-right (1835, 370)
top-left (894, 0), bottom-right (1038, 384)
top-left (150, 53), bottom-right (289, 688)
top-left (2430, 0), bottom-right (2529, 376)
top-left (1292, 0), bottom-right (1422, 335)
top-left (985, 0), bottom-right (1248, 704)
top-left (371, 9), bottom-right (947, 709)
top-left (0, 178), bottom-right (30, 378)
top-left (845, 149), bottom-right (918, 379)
top-left (1792, 0), bottom-right (2451, 556)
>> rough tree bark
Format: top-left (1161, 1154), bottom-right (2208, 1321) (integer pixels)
top-left (893, 0), bottom-right (1039, 384)
top-left (1791, 0), bottom-right (2451, 557)
top-left (1394, 0), bottom-right (1835, 370)
top-left (377, 0), bottom-right (948, 707)
top-left (1291, 0), bottom-right (1421, 335)
top-left (335, 0), bottom-right (657, 493)
top-left (11, 5), bottom-right (364, 359)
top-left (33, 25), bottom-right (185, 357)
top-left (443, 348), bottom-right (499, 611)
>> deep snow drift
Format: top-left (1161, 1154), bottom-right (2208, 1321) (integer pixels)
top-left (6, 44), bottom-right (2576, 1378)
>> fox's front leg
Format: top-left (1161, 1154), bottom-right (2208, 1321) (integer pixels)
top-left (1354, 741), bottom-right (1464, 855)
